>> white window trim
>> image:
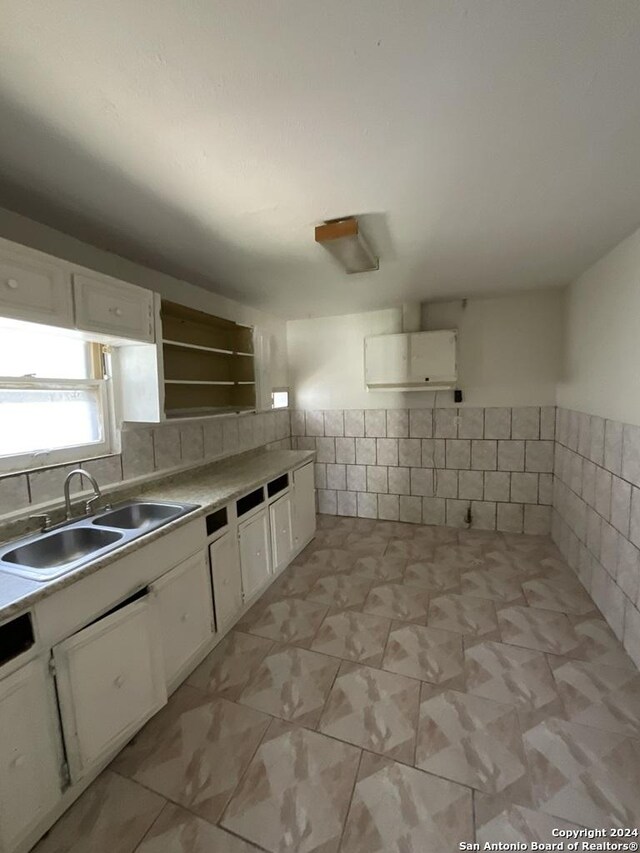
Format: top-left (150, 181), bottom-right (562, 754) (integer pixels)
top-left (0, 376), bottom-right (113, 474)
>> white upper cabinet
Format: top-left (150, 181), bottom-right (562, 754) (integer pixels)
top-left (73, 272), bottom-right (155, 342)
top-left (0, 658), bottom-right (63, 853)
top-left (53, 596), bottom-right (166, 782)
top-left (365, 330), bottom-right (457, 390)
top-left (292, 463), bottom-right (316, 549)
top-left (0, 241), bottom-right (74, 329)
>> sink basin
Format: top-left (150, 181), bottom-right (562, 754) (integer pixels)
top-left (2, 527), bottom-right (123, 572)
top-left (0, 499), bottom-right (199, 582)
top-left (93, 502), bottom-right (186, 531)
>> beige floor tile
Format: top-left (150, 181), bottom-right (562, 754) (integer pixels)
top-left (524, 717), bottom-right (640, 828)
top-left (350, 553), bottom-right (407, 582)
top-left (431, 543), bottom-right (488, 570)
top-left (523, 575), bottom-right (597, 615)
top-left (363, 583), bottom-right (430, 624)
top-left (415, 687), bottom-right (530, 800)
top-left (549, 657), bottom-right (640, 738)
top-left (465, 640), bottom-right (564, 730)
top-left (135, 803), bottom-right (262, 852)
top-left (186, 631), bottom-right (273, 700)
top-left (343, 532), bottom-right (389, 556)
top-left (381, 622), bottom-right (464, 688)
top-left (238, 644), bottom-right (340, 727)
top-left (497, 605), bottom-right (583, 656)
top-left (318, 661), bottom-right (420, 763)
top-left (474, 797), bottom-right (585, 846)
top-left (428, 593), bottom-right (499, 639)
top-left (340, 752), bottom-right (474, 853)
top-left (461, 565), bottom-right (525, 603)
top-left (112, 687), bottom-right (270, 823)
top-left (403, 559), bottom-right (461, 593)
top-left (243, 598), bottom-right (328, 646)
top-left (413, 525), bottom-right (459, 545)
top-left (569, 614), bottom-right (638, 668)
top-left (221, 719), bottom-right (360, 853)
top-left (305, 573), bottom-right (372, 610)
top-left (33, 771), bottom-right (164, 853)
top-left (311, 610), bottom-right (391, 666)
top-left (295, 547), bottom-right (357, 573)
top-left (385, 539), bottom-right (437, 561)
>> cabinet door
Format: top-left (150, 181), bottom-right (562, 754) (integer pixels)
top-left (151, 552), bottom-right (214, 688)
top-left (269, 493), bottom-right (294, 574)
top-left (210, 531), bottom-right (243, 632)
top-left (73, 272), bottom-right (154, 342)
top-left (293, 463), bottom-right (316, 548)
top-left (0, 658), bottom-right (63, 853)
top-left (0, 247), bottom-right (73, 328)
top-left (53, 596), bottom-right (166, 782)
top-left (364, 333), bottom-right (409, 386)
top-left (238, 510), bottom-right (272, 601)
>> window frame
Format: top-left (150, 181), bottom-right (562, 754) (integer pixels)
top-left (0, 342), bottom-right (114, 474)
top-left (271, 387), bottom-right (290, 410)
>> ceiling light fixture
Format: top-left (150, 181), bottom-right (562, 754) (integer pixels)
top-left (315, 217), bottom-right (379, 274)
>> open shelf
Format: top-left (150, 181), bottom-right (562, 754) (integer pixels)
top-left (160, 300), bottom-right (256, 417)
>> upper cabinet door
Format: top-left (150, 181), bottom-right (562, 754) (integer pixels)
top-left (0, 245), bottom-right (73, 328)
top-left (0, 657), bottom-right (63, 853)
top-left (73, 273), bottom-right (155, 342)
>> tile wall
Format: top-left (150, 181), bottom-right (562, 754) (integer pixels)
top-left (0, 410), bottom-right (291, 521)
top-left (291, 407), bottom-right (555, 534)
top-left (552, 407), bottom-right (640, 667)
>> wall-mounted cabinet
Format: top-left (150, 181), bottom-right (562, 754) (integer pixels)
top-left (160, 300), bottom-right (256, 419)
top-left (364, 329), bottom-right (457, 390)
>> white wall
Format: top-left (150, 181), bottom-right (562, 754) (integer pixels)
top-left (0, 207), bottom-right (289, 399)
top-left (557, 224), bottom-right (640, 426)
top-left (287, 289), bottom-right (563, 410)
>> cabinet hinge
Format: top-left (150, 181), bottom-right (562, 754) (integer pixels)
top-left (48, 657), bottom-right (57, 678)
top-left (60, 760), bottom-right (71, 789)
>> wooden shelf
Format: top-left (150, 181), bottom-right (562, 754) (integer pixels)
top-left (160, 300), bottom-right (256, 416)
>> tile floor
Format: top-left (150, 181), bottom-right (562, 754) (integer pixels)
top-left (34, 515), bottom-right (640, 853)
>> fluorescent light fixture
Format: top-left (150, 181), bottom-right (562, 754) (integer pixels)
top-left (315, 217), bottom-right (378, 274)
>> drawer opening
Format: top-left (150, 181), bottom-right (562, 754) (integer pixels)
top-left (267, 474), bottom-right (289, 498)
top-left (236, 487), bottom-right (264, 517)
top-left (0, 613), bottom-right (35, 666)
top-left (206, 507), bottom-right (228, 536)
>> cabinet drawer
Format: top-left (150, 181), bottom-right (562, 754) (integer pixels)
top-left (73, 272), bottom-right (154, 342)
top-left (0, 250), bottom-right (73, 328)
top-left (0, 658), bottom-right (63, 852)
top-left (209, 531), bottom-right (242, 632)
top-left (53, 595), bottom-right (166, 782)
top-left (151, 552), bottom-right (214, 688)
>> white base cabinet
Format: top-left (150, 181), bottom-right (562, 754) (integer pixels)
top-left (52, 596), bottom-right (166, 783)
top-left (0, 658), bottom-right (63, 853)
top-left (151, 552), bottom-right (214, 688)
top-left (210, 531), bottom-right (243, 632)
top-left (293, 462), bottom-right (316, 549)
top-left (270, 493), bottom-right (295, 574)
top-left (238, 509), bottom-right (272, 601)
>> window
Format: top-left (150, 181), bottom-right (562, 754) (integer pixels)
top-left (271, 388), bottom-right (289, 409)
top-left (0, 319), bottom-right (112, 472)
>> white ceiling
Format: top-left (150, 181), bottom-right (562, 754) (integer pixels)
top-left (1, 1), bottom-right (640, 319)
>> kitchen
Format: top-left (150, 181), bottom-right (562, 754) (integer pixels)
top-left (1, 2), bottom-right (640, 852)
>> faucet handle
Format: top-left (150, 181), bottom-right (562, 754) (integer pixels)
top-left (85, 495), bottom-right (103, 515)
top-left (29, 513), bottom-right (52, 532)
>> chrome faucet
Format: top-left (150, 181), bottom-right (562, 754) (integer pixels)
top-left (63, 468), bottom-right (103, 519)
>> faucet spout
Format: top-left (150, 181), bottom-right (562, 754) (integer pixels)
top-left (63, 468), bottom-right (102, 519)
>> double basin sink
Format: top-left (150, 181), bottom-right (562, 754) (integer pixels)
top-left (0, 501), bottom-right (199, 582)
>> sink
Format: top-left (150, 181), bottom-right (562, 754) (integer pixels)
top-left (2, 527), bottom-right (123, 574)
top-left (0, 500), bottom-right (199, 582)
top-left (93, 501), bottom-right (187, 531)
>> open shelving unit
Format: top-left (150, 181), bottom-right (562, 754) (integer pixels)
top-left (160, 300), bottom-right (256, 418)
